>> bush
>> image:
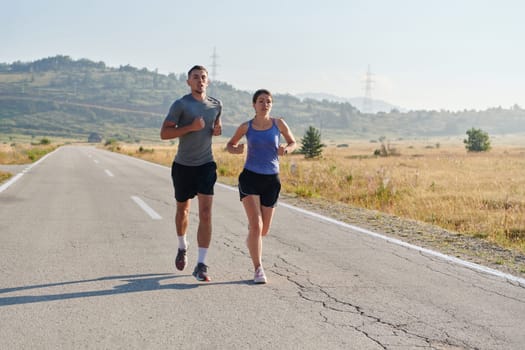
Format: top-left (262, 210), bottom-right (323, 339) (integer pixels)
top-left (464, 128), bottom-right (491, 152)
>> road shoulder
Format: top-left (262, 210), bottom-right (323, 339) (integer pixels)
top-left (281, 194), bottom-right (525, 280)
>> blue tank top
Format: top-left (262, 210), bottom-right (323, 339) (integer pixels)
top-left (244, 118), bottom-right (280, 175)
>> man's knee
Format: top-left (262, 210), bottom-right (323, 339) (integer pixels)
top-left (176, 202), bottom-right (190, 218)
top-left (199, 208), bottom-right (212, 223)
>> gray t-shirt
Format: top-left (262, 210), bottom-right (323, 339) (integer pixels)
top-left (164, 94), bottom-right (222, 166)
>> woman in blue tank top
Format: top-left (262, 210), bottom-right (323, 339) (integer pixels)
top-left (227, 89), bottom-right (297, 284)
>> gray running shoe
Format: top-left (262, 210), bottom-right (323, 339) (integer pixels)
top-left (192, 263), bottom-right (210, 282)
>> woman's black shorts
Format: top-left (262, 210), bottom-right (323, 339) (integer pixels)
top-left (238, 168), bottom-right (281, 208)
top-left (171, 161), bottom-right (217, 202)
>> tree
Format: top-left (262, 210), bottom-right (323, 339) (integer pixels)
top-left (463, 127), bottom-right (491, 152)
top-left (300, 126), bottom-right (325, 158)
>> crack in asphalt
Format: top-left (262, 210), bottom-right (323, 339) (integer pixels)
top-left (272, 255), bottom-right (477, 350)
top-left (214, 223), bottom-right (518, 349)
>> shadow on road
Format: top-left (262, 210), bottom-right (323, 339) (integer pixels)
top-left (0, 273), bottom-right (252, 306)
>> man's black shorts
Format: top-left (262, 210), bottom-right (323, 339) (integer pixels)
top-left (171, 161), bottom-right (217, 202)
top-left (238, 168), bottom-right (281, 208)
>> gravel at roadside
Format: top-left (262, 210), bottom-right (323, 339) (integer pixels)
top-left (281, 195), bottom-right (525, 280)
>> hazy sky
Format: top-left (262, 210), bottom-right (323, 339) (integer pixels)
top-left (2, 0), bottom-right (524, 111)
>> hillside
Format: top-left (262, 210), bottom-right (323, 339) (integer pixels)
top-left (1, 55), bottom-right (525, 143)
top-left (295, 92), bottom-right (405, 114)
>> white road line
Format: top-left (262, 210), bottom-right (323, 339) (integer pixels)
top-left (105, 169), bottom-right (114, 177)
top-left (0, 173), bottom-right (24, 194)
top-left (215, 183), bottom-right (525, 286)
top-left (131, 196), bottom-right (162, 220)
top-left (0, 150), bottom-right (56, 194)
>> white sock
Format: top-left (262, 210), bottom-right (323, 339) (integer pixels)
top-left (178, 235), bottom-right (188, 250)
top-left (198, 247), bottom-right (208, 264)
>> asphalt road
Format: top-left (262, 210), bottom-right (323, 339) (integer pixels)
top-left (1, 145), bottom-right (524, 350)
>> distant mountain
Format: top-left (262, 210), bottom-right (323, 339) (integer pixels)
top-left (295, 92), bottom-right (406, 113)
top-left (1, 55), bottom-right (525, 142)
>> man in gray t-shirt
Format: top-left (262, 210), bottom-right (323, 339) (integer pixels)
top-left (160, 65), bottom-right (222, 282)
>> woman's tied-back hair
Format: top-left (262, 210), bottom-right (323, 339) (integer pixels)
top-left (188, 65), bottom-right (208, 78)
top-left (252, 89), bottom-right (272, 104)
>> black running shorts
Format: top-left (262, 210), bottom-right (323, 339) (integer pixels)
top-left (171, 161), bottom-right (217, 202)
top-left (238, 168), bottom-right (281, 208)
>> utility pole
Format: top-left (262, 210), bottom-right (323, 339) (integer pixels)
top-left (210, 47), bottom-right (219, 82)
top-left (362, 64), bottom-right (374, 114)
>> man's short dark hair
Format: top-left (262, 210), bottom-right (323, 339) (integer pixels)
top-left (188, 65), bottom-right (208, 78)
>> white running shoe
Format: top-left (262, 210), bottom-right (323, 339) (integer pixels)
top-left (254, 266), bottom-right (267, 284)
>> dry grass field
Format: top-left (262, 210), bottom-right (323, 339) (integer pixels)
top-left (0, 142), bottom-right (58, 182)
top-left (115, 136), bottom-right (525, 254)
top-left (0, 142), bottom-right (57, 164)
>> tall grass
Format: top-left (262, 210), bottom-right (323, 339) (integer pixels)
top-left (0, 142), bottom-right (58, 183)
top-left (0, 171), bottom-right (10, 183)
top-left (114, 139), bottom-right (525, 253)
top-left (0, 142), bottom-right (57, 164)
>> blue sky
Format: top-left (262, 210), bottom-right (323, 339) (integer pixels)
top-left (2, 0), bottom-right (524, 111)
